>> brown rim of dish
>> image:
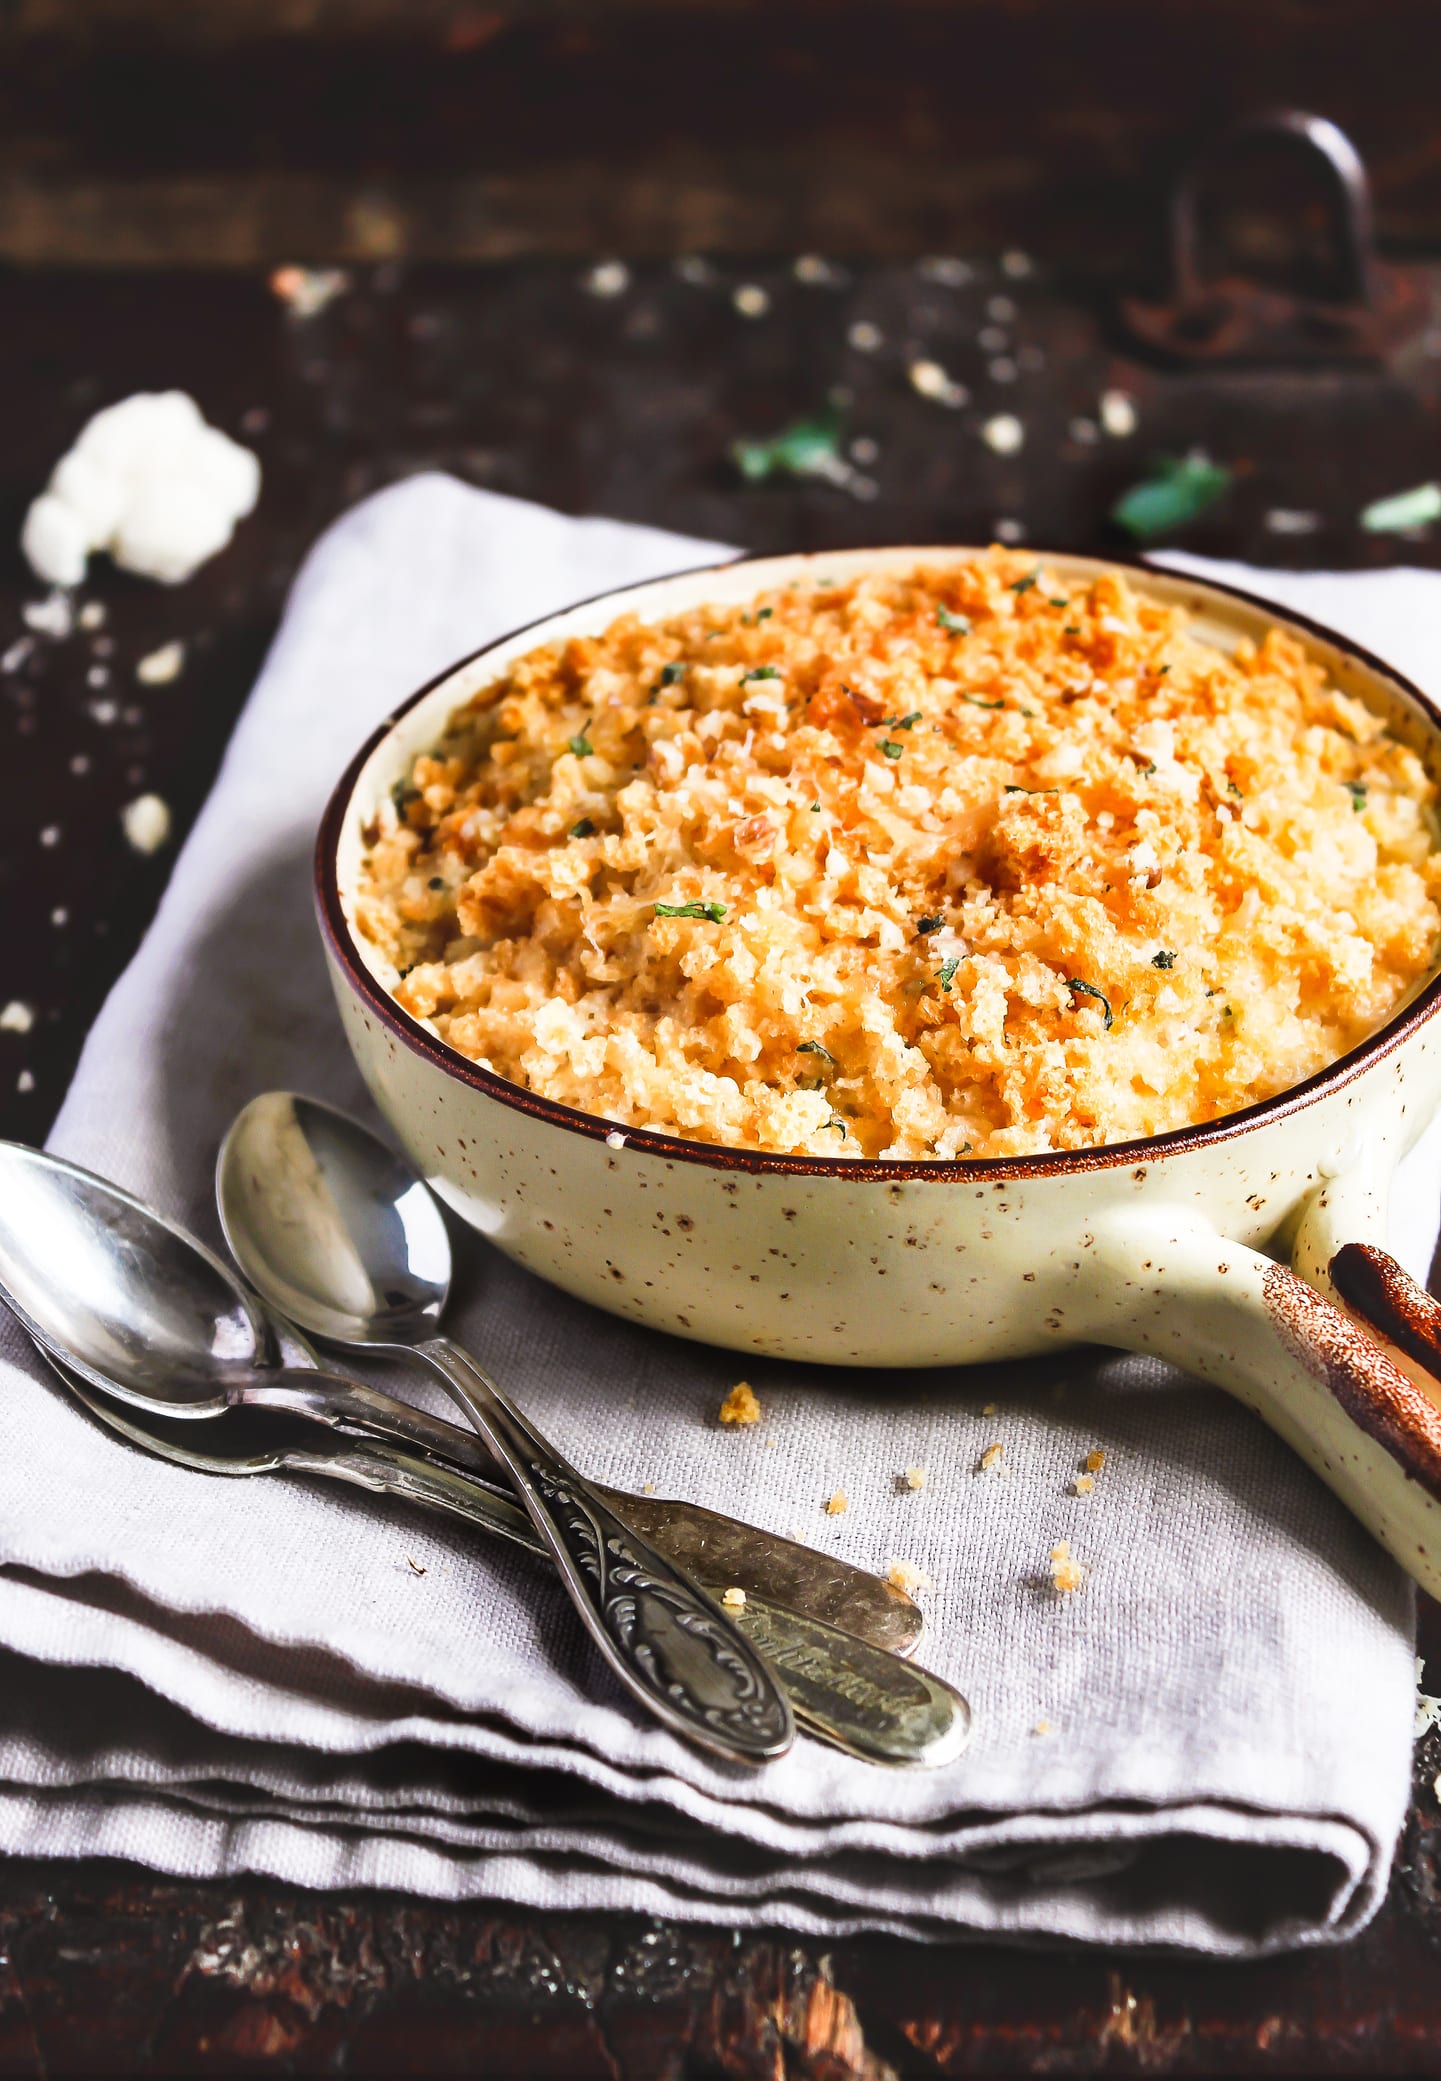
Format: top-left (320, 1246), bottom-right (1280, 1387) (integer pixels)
top-left (315, 544), bottom-right (1441, 1184)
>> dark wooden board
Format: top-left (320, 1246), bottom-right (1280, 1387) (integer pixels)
top-left (0, 255), bottom-right (1439, 2074)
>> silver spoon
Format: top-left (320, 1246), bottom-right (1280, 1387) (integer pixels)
top-left (0, 1140), bottom-right (919, 1658)
top-left (46, 1357), bottom-right (970, 1767)
top-left (217, 1093), bottom-right (794, 1765)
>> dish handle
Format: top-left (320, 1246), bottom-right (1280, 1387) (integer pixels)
top-left (1086, 1190), bottom-right (1441, 1598)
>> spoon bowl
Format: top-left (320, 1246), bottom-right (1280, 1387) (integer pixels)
top-left (217, 1091), bottom-right (450, 1347)
top-left (0, 1142), bottom-right (266, 1416)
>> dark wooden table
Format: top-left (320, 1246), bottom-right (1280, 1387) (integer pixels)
top-left (1, 255), bottom-right (1439, 2075)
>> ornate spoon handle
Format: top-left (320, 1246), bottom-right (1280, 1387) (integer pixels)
top-left (413, 1337), bottom-right (794, 1763)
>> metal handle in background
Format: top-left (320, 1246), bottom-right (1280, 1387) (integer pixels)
top-left (412, 1335), bottom-right (795, 1763)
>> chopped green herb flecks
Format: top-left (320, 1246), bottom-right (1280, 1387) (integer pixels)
top-left (826, 1114), bottom-right (848, 1139)
top-left (916, 914), bottom-right (943, 935)
top-left (1226, 779), bottom-right (1242, 797)
top-left (1067, 978), bottom-right (1113, 1030)
top-left (654, 900), bottom-right (726, 923)
top-left (962, 694), bottom-right (1005, 711)
top-left (568, 729), bottom-right (593, 757)
top-left (659, 662), bottom-right (688, 686)
top-left (880, 738), bottom-right (904, 759)
top-left (810, 800), bottom-right (822, 811)
top-left (1361, 482), bottom-right (1441, 535)
top-left (936, 957), bottom-right (960, 992)
top-left (1063, 624), bottom-right (1081, 636)
top-left (1004, 784), bottom-right (1058, 794)
top-left (884, 710), bottom-right (922, 730)
top-left (1151, 950), bottom-right (1176, 970)
top-left (936, 606), bottom-right (971, 634)
top-left (1048, 596), bottom-right (1068, 608)
top-left (1009, 571), bottom-right (1039, 594)
top-left (1112, 452), bottom-right (1232, 541)
top-left (570, 818), bottom-right (596, 838)
top-left (732, 411), bottom-right (843, 484)
top-left (1345, 781), bottom-right (1368, 811)
top-left (391, 781), bottom-right (420, 816)
top-left (741, 665), bottom-right (781, 683)
top-left (798, 1040), bottom-right (836, 1070)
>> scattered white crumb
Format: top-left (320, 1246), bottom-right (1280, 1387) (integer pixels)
top-left (982, 413), bottom-right (1025, 455)
top-left (582, 260), bottom-right (630, 299)
top-left (721, 1585), bottom-right (747, 1610)
top-left (788, 1524), bottom-right (807, 1543)
top-left (824, 1488), bottom-right (849, 1516)
top-left (87, 664), bottom-right (109, 688)
top-left (22, 392), bottom-right (260, 588)
top-left (908, 358), bottom-right (968, 408)
top-left (733, 283), bottom-right (770, 319)
top-left (793, 253), bottom-right (843, 285)
top-left (977, 1442), bottom-right (1004, 1474)
top-left (850, 435), bottom-right (880, 466)
top-left (1032, 1718), bottom-right (1053, 1736)
top-left (982, 1402), bottom-right (998, 1416)
top-left (78, 600), bottom-right (106, 630)
top-left (121, 792), bottom-right (171, 853)
top-left (51, 907), bottom-right (67, 927)
top-left (1000, 250), bottom-right (1033, 278)
top-left (718, 1381), bottom-right (761, 1426)
top-left (641, 1481), bottom-right (655, 1496)
top-left (16, 1070), bottom-right (34, 1094)
top-left (1069, 417), bottom-right (1099, 445)
top-left (38, 825), bottom-right (60, 848)
top-left (674, 255), bottom-right (718, 287)
top-left (994, 517), bottom-right (1026, 543)
top-left (69, 753), bottom-right (89, 774)
top-left (886, 1557), bottom-right (931, 1594)
top-left (1265, 509), bottom-right (1321, 536)
top-left (88, 698), bottom-right (117, 724)
top-left (2, 637), bottom-right (33, 673)
top-left (847, 320), bottom-right (883, 352)
top-left (270, 265), bottom-right (350, 318)
top-left (1072, 1473), bottom-right (1095, 1496)
top-left (136, 639), bottom-right (185, 685)
top-left (1049, 1539), bottom-right (1087, 1593)
top-left (902, 1465), bottom-right (927, 1491)
top-left (604, 1128), bottom-right (626, 1150)
top-left (989, 356), bottom-right (1018, 384)
top-left (0, 1001), bottom-right (33, 1033)
top-left (987, 294), bottom-right (1018, 322)
top-left (22, 591), bottom-right (74, 640)
top-left (917, 255), bottom-right (971, 288)
top-left (1099, 389), bottom-right (1138, 438)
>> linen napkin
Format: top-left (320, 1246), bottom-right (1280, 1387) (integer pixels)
top-left (0, 478), bottom-right (1427, 1954)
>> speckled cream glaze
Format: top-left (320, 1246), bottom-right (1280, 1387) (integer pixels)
top-left (320, 548), bottom-right (1441, 1597)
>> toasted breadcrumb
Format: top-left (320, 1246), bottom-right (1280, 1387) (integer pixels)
top-left (641, 1480), bottom-right (655, 1495)
top-left (982, 1402), bottom-right (998, 1416)
top-left (977, 1442), bottom-right (1004, 1474)
top-left (1032, 1718), bottom-right (1053, 1737)
top-left (903, 1465), bottom-right (927, 1491)
top-left (1072, 1473), bottom-right (1094, 1496)
top-left (1084, 1448), bottom-right (1106, 1472)
top-left (719, 1381), bottom-right (761, 1426)
top-left (721, 1585), bottom-right (747, 1609)
top-left (1049, 1539), bottom-right (1087, 1593)
top-left (886, 1557), bottom-right (932, 1594)
top-left (824, 1489), bottom-right (849, 1516)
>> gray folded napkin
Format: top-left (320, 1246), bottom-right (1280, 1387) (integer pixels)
top-left (0, 478), bottom-right (1426, 1952)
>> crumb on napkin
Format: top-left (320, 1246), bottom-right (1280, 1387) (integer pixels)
top-left (977, 1442), bottom-right (1004, 1475)
top-left (886, 1557), bottom-right (931, 1594)
top-left (718, 1380), bottom-right (761, 1426)
top-left (720, 1586), bottom-right (747, 1610)
top-left (902, 1465), bottom-right (927, 1491)
top-left (824, 1489), bottom-right (849, 1516)
top-left (1049, 1539), bottom-right (1086, 1593)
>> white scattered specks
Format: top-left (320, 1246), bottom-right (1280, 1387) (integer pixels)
top-left (88, 698), bottom-right (118, 724)
top-left (793, 253), bottom-right (844, 286)
top-left (93, 634), bottom-right (114, 656)
top-left (1099, 388), bottom-right (1139, 438)
top-left (988, 356), bottom-right (1018, 384)
top-left (582, 259), bottom-right (630, 299)
top-left (1000, 249), bottom-right (1033, 278)
top-left (136, 639), bottom-right (186, 685)
top-left (23, 591), bottom-right (74, 640)
top-left (50, 907), bottom-right (67, 927)
top-left (16, 1070), bottom-right (34, 1094)
top-left (605, 1129), bottom-right (627, 1151)
top-left (847, 320), bottom-right (883, 352)
top-left (38, 825), bottom-right (60, 848)
top-left (674, 255), bottom-right (718, 286)
top-left (78, 599), bottom-right (106, 630)
top-left (908, 358), bottom-right (968, 408)
top-left (270, 265), bottom-right (350, 318)
top-left (994, 517), bottom-right (1026, 543)
top-left (918, 255), bottom-right (972, 287)
top-left (69, 753), bottom-right (90, 775)
top-left (986, 294), bottom-right (1018, 323)
top-left (86, 663), bottom-right (109, 688)
top-left (982, 413), bottom-right (1025, 455)
top-left (978, 325), bottom-right (1008, 353)
top-left (1265, 509), bottom-right (1321, 536)
top-left (733, 282), bottom-right (770, 318)
top-left (0, 1001), bottom-right (34, 1033)
top-left (2, 637), bottom-right (33, 673)
top-left (121, 792), bottom-right (171, 853)
top-left (849, 436), bottom-right (879, 466)
top-left (1069, 416), bottom-right (1100, 445)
